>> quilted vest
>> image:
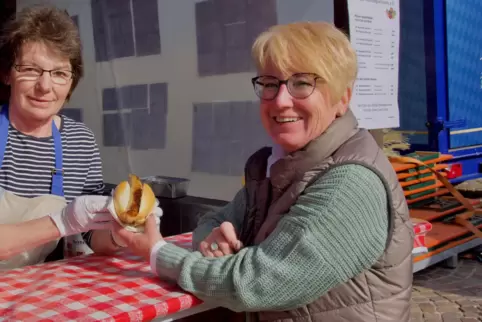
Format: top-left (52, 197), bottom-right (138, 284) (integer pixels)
top-left (239, 110), bottom-right (414, 322)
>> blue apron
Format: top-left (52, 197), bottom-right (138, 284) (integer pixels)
top-left (0, 105), bottom-right (64, 197)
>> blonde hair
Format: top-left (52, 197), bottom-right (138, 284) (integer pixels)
top-left (251, 21), bottom-right (358, 103)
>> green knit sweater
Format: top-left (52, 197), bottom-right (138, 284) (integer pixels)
top-left (154, 164), bottom-right (389, 312)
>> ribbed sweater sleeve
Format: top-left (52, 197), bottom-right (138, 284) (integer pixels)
top-left (154, 164), bottom-right (389, 312)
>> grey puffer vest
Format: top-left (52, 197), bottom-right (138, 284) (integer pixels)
top-left (239, 110), bottom-right (414, 322)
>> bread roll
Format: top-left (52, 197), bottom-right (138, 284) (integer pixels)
top-left (113, 174), bottom-right (156, 226)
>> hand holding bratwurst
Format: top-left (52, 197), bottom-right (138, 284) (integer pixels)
top-left (112, 174), bottom-right (157, 227)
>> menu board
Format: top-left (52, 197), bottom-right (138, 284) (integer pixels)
top-left (347, 0), bottom-right (400, 129)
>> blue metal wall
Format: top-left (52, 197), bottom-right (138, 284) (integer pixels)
top-left (446, 0), bottom-right (482, 148)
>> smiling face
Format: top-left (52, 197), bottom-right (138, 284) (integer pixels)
top-left (6, 41), bottom-right (73, 124)
top-left (251, 21), bottom-right (358, 153)
top-left (258, 68), bottom-right (350, 152)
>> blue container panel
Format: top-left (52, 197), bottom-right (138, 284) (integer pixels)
top-left (446, 0), bottom-right (482, 149)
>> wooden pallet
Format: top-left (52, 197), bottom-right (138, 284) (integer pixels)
top-left (392, 153), bottom-right (453, 203)
top-left (393, 152), bottom-right (482, 271)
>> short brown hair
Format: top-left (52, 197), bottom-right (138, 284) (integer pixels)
top-left (0, 5), bottom-right (83, 99)
top-left (252, 22), bottom-right (358, 104)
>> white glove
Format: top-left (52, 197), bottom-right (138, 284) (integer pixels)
top-left (49, 195), bottom-right (114, 237)
top-left (151, 206), bottom-right (164, 225)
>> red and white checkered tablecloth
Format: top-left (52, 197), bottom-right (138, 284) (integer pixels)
top-left (0, 233), bottom-right (203, 322)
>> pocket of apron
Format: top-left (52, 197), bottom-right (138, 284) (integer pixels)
top-left (0, 189), bottom-right (67, 270)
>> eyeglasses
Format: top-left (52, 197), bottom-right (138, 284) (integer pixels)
top-left (14, 64), bottom-right (73, 85)
top-left (251, 73), bottom-right (322, 100)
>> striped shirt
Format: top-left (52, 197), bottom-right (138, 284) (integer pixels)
top-left (0, 115), bottom-right (104, 202)
top-left (0, 115), bottom-right (105, 261)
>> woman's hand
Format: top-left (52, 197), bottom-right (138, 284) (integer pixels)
top-left (110, 207), bottom-right (163, 249)
top-left (114, 215), bottom-right (163, 261)
top-left (89, 207), bottom-right (163, 255)
top-left (49, 195), bottom-right (114, 237)
top-left (199, 222), bottom-right (243, 257)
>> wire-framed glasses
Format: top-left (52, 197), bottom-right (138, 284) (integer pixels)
top-left (251, 73), bottom-right (322, 100)
top-left (14, 64), bottom-right (73, 85)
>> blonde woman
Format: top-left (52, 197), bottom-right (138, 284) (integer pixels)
top-left (117, 22), bottom-right (414, 322)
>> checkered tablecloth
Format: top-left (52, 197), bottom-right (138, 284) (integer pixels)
top-left (0, 233), bottom-right (203, 322)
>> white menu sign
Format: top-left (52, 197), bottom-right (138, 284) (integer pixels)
top-left (347, 0), bottom-right (400, 129)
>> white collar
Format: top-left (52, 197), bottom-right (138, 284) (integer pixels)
top-left (266, 144), bottom-right (285, 177)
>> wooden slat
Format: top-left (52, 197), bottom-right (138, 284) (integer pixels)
top-left (400, 174), bottom-right (447, 188)
top-left (397, 164), bottom-right (448, 180)
top-left (406, 189), bottom-right (449, 205)
top-left (409, 198), bottom-right (480, 221)
top-left (413, 235), bottom-right (479, 263)
top-left (423, 222), bottom-right (482, 249)
top-left (391, 154), bottom-right (453, 172)
top-left (410, 205), bottom-right (467, 222)
top-left (404, 181), bottom-right (444, 197)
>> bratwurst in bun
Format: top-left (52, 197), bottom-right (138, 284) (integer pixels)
top-left (113, 174), bottom-right (157, 226)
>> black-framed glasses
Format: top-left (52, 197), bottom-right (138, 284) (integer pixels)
top-left (251, 73), bottom-right (322, 100)
top-left (14, 64), bottom-right (73, 85)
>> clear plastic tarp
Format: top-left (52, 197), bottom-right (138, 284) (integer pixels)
top-left (12, 0), bottom-right (334, 200)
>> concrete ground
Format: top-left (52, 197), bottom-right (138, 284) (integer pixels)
top-left (411, 258), bottom-right (482, 322)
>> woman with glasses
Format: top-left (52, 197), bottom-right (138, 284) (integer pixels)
top-left (117, 22), bottom-right (413, 321)
top-left (0, 6), bottom-right (122, 268)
